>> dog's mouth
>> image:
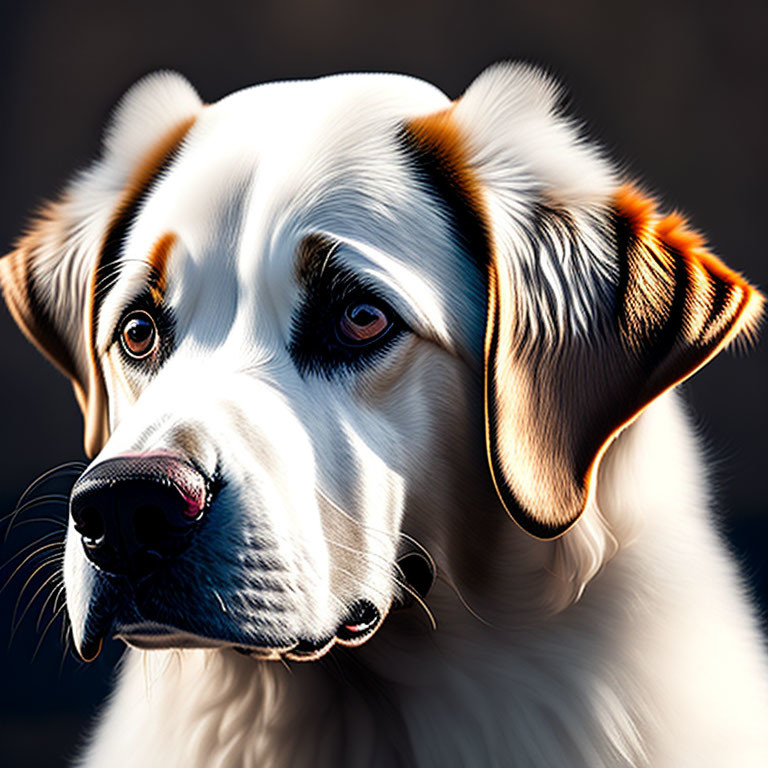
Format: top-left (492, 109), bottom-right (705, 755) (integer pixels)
top-left (77, 552), bottom-right (434, 663)
top-left (101, 599), bottom-right (384, 662)
top-left (78, 595), bottom-right (388, 663)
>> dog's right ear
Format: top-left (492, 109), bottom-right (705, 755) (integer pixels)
top-left (0, 72), bottom-right (201, 457)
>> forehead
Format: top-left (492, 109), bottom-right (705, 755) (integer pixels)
top-left (99, 73), bottom-right (485, 355)
top-left (140, 73), bottom-right (451, 241)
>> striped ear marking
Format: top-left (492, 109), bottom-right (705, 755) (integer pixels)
top-left (486, 186), bottom-right (763, 539)
top-left (0, 211), bottom-right (80, 385)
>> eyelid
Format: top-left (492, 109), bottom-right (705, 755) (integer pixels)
top-left (288, 255), bottom-right (410, 377)
top-left (322, 238), bottom-right (452, 348)
top-left (96, 252), bottom-right (177, 355)
top-left (332, 268), bottom-right (415, 331)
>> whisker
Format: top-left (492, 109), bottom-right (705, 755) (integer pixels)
top-left (396, 531), bottom-right (437, 576)
top-left (37, 576), bottom-right (65, 631)
top-left (3, 493), bottom-right (71, 522)
top-left (318, 240), bottom-right (340, 279)
top-left (324, 535), bottom-right (436, 627)
top-left (32, 602), bottom-right (67, 662)
top-left (316, 489), bottom-right (394, 547)
top-left (325, 536), bottom-right (395, 569)
top-left (326, 560), bottom-right (401, 613)
top-left (2, 494), bottom-right (71, 540)
top-left (0, 531), bottom-right (63, 571)
top-left (93, 275), bottom-right (124, 298)
top-left (317, 488), bottom-right (436, 573)
top-left (313, 490), bottom-right (439, 629)
top-left (92, 256), bottom-right (157, 276)
top-left (10, 568), bottom-right (62, 644)
top-left (392, 573), bottom-right (437, 631)
top-left (59, 607), bottom-right (69, 644)
top-left (58, 630), bottom-right (72, 677)
top-left (326, 557), bottom-right (436, 631)
top-left (8, 558), bottom-right (62, 652)
top-left (1, 542), bottom-right (63, 592)
top-left (436, 572), bottom-right (496, 629)
top-left (212, 589), bottom-right (229, 614)
top-left (56, 587), bottom-right (71, 661)
top-left (12, 517), bottom-right (69, 530)
top-left (14, 462), bottom-right (84, 512)
top-left (330, 532), bottom-right (487, 630)
top-left (92, 257), bottom-right (162, 294)
top-left (52, 583), bottom-right (67, 616)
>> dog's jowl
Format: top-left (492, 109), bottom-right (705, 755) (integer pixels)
top-left (2, 65), bottom-right (767, 767)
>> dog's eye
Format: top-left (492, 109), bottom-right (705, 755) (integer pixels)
top-left (288, 252), bottom-right (407, 377)
top-left (337, 302), bottom-right (392, 346)
top-left (120, 310), bottom-right (157, 359)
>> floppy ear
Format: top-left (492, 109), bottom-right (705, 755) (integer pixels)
top-left (484, 187), bottom-right (762, 539)
top-left (408, 63), bottom-right (763, 539)
top-left (0, 72), bottom-right (201, 457)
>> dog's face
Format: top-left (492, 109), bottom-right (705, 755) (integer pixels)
top-left (1, 66), bottom-right (761, 661)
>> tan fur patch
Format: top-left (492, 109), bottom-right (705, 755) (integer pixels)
top-left (615, 185), bottom-right (763, 349)
top-left (405, 105), bottom-right (487, 229)
top-left (148, 231), bottom-right (178, 305)
top-left (485, 185), bottom-right (763, 538)
top-left (90, 115), bottom-right (196, 351)
top-left (0, 202), bottom-right (80, 384)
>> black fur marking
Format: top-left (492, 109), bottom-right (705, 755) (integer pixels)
top-left (396, 126), bottom-right (491, 272)
top-left (289, 239), bottom-right (407, 378)
top-left (92, 143), bottom-right (187, 344)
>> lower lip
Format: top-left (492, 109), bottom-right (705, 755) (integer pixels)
top-left (115, 627), bottom-right (226, 650)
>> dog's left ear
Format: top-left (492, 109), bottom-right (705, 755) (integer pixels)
top-left (406, 63), bottom-right (763, 539)
top-left (0, 72), bottom-right (201, 457)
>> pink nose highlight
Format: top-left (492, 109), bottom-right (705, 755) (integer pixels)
top-left (128, 452), bottom-right (208, 518)
top-left (181, 492), bottom-right (205, 519)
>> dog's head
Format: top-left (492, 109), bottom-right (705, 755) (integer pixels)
top-left (1, 66), bottom-right (761, 660)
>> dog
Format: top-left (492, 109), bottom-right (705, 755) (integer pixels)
top-left (2, 63), bottom-right (767, 767)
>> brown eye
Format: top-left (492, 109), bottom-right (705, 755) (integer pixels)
top-left (120, 310), bottom-right (157, 359)
top-left (337, 302), bottom-right (391, 345)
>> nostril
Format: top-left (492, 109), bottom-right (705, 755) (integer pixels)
top-left (133, 505), bottom-right (168, 550)
top-left (73, 506), bottom-right (105, 546)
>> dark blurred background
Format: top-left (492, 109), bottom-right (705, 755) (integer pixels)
top-left (0, 1), bottom-right (766, 766)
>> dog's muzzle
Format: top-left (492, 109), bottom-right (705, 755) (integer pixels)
top-left (70, 454), bottom-right (210, 580)
top-left (68, 454), bottom-right (433, 663)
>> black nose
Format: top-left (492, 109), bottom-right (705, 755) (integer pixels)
top-left (70, 454), bottom-right (209, 580)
